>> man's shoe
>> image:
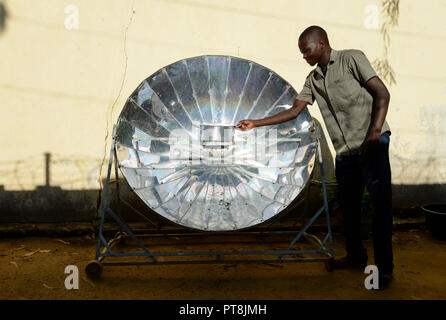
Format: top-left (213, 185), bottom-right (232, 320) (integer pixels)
top-left (378, 272), bottom-right (393, 289)
top-left (331, 255), bottom-right (367, 270)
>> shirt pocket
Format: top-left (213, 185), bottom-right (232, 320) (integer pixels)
top-left (330, 75), bottom-right (361, 109)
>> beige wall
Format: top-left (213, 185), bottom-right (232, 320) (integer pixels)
top-left (0, 0), bottom-right (445, 197)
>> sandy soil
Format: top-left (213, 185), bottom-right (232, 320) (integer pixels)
top-left (0, 229), bottom-right (445, 300)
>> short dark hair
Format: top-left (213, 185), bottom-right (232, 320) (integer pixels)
top-left (299, 26), bottom-right (329, 45)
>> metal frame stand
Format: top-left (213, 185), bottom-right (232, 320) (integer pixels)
top-left (86, 128), bottom-right (335, 279)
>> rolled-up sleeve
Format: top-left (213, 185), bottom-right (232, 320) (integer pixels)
top-left (296, 74), bottom-right (314, 105)
top-left (348, 50), bottom-right (377, 85)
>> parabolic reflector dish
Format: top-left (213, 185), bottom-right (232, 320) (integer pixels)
top-left (115, 55), bottom-right (317, 231)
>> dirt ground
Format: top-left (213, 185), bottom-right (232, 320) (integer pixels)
top-left (0, 228), bottom-right (445, 300)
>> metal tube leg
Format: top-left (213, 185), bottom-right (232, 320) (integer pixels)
top-left (95, 139), bottom-right (116, 259)
top-left (317, 139), bottom-right (334, 257)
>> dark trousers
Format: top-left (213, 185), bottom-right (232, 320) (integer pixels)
top-left (335, 131), bottom-right (394, 274)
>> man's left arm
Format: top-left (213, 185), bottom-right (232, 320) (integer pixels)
top-left (348, 50), bottom-right (391, 158)
top-left (362, 76), bottom-right (390, 158)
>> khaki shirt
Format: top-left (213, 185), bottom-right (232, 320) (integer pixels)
top-left (297, 49), bottom-right (391, 155)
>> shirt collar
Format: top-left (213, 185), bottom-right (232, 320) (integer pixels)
top-left (329, 48), bottom-right (338, 63)
top-left (315, 48), bottom-right (338, 77)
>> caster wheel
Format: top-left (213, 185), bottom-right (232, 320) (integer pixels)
top-left (325, 258), bottom-right (334, 272)
top-left (86, 260), bottom-right (103, 279)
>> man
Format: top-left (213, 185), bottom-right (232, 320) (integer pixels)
top-left (235, 26), bottom-right (394, 286)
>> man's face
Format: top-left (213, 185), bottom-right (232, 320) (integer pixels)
top-left (298, 39), bottom-right (323, 66)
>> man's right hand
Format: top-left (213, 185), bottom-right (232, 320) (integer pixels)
top-left (234, 120), bottom-right (256, 131)
top-left (234, 99), bottom-right (308, 131)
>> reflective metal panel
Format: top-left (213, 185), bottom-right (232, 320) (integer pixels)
top-left (116, 55), bottom-right (317, 231)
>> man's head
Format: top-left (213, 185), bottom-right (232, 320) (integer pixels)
top-left (298, 26), bottom-right (330, 66)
